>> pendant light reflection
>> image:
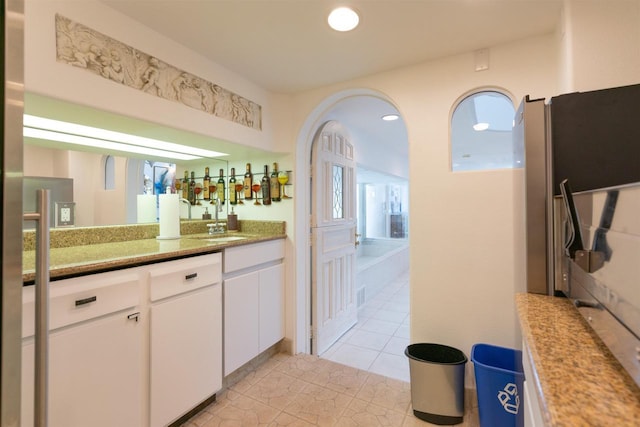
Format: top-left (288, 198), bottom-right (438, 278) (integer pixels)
top-left (328, 7), bottom-right (360, 32)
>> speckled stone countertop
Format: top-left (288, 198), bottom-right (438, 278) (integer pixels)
top-left (23, 220), bottom-right (286, 284)
top-left (516, 293), bottom-right (640, 426)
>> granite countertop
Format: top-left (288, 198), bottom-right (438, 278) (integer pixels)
top-left (516, 293), bottom-right (640, 426)
top-left (23, 220), bottom-right (286, 284)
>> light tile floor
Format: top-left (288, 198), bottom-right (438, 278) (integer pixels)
top-left (182, 352), bottom-right (480, 426)
top-left (320, 270), bottom-right (411, 383)
top-left (182, 269), bottom-right (480, 426)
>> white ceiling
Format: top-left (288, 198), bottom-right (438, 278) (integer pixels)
top-left (100, 0), bottom-right (563, 94)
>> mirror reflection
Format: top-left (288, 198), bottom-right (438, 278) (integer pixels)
top-left (24, 143), bottom-right (227, 228)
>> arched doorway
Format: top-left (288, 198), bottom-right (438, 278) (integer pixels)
top-left (293, 89), bottom-right (409, 356)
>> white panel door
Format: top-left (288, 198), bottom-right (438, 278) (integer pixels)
top-left (22, 312), bottom-right (142, 427)
top-left (311, 120), bottom-right (357, 355)
top-left (259, 263), bottom-right (285, 352)
top-left (150, 284), bottom-right (222, 427)
top-left (223, 271), bottom-right (260, 376)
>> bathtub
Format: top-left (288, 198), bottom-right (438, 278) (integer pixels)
top-left (356, 238), bottom-right (409, 306)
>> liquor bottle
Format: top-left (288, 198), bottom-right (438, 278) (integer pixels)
top-left (217, 169), bottom-right (226, 204)
top-left (182, 170), bottom-right (189, 200)
top-left (203, 167), bottom-right (211, 200)
top-left (188, 171), bottom-right (196, 205)
top-left (270, 162), bottom-right (281, 202)
top-left (261, 164), bottom-right (272, 205)
top-left (229, 167), bottom-right (237, 205)
top-left (243, 163), bottom-right (253, 200)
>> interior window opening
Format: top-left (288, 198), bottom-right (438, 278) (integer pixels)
top-left (451, 90), bottom-right (521, 172)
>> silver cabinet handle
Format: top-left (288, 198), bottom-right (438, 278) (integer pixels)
top-left (24, 189), bottom-right (50, 427)
top-left (75, 296), bottom-right (97, 306)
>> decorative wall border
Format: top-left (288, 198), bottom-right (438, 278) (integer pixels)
top-left (55, 14), bottom-right (262, 130)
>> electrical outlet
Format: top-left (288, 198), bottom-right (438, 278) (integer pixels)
top-left (60, 207), bottom-right (71, 222)
top-left (55, 202), bottom-right (75, 227)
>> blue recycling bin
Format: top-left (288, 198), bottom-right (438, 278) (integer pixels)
top-left (471, 344), bottom-right (525, 427)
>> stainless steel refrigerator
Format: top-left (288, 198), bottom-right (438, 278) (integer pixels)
top-left (519, 84), bottom-right (640, 386)
top-left (2, 0), bottom-right (25, 424)
top-left (518, 84), bottom-right (640, 296)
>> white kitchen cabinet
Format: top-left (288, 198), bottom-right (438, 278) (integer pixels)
top-left (149, 253), bottom-right (222, 427)
top-left (522, 340), bottom-right (545, 427)
top-left (21, 269), bottom-right (143, 427)
top-left (258, 263), bottom-right (285, 352)
top-left (223, 239), bottom-right (285, 376)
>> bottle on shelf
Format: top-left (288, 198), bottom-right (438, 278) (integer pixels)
top-left (243, 163), bottom-right (253, 200)
top-left (229, 167), bottom-right (237, 205)
top-left (261, 164), bottom-right (272, 205)
top-left (182, 170), bottom-right (189, 200)
top-left (203, 167), bottom-right (211, 200)
top-left (270, 162), bottom-right (281, 202)
top-left (217, 168), bottom-right (226, 204)
top-left (188, 171), bottom-right (196, 205)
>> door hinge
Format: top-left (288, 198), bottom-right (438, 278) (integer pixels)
top-left (309, 326), bottom-right (315, 340)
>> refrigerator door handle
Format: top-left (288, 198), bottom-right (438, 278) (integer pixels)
top-left (23, 189), bottom-right (50, 427)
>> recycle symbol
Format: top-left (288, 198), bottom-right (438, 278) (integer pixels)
top-left (497, 382), bottom-right (520, 415)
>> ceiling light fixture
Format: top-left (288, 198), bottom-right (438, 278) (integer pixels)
top-left (473, 122), bottom-right (489, 131)
top-left (328, 7), bottom-right (359, 32)
top-left (23, 127), bottom-right (201, 160)
top-left (382, 114), bottom-right (399, 121)
top-left (23, 114), bottom-right (228, 159)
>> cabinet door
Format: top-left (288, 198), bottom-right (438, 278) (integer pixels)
top-left (150, 284), bottom-right (222, 427)
top-left (223, 271), bottom-right (260, 376)
top-left (259, 263), bottom-right (285, 352)
top-left (22, 312), bottom-right (142, 427)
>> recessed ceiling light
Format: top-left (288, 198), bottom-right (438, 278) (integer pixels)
top-left (473, 122), bottom-right (489, 131)
top-left (382, 114), bottom-right (399, 121)
top-left (328, 7), bottom-right (359, 32)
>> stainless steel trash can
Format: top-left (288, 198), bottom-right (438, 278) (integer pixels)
top-left (405, 343), bottom-right (467, 425)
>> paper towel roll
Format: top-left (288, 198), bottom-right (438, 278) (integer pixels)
top-left (136, 195), bottom-right (157, 223)
top-left (157, 193), bottom-right (181, 240)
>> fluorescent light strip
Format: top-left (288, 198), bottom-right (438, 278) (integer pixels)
top-left (24, 115), bottom-right (227, 158)
top-left (24, 127), bottom-right (200, 160)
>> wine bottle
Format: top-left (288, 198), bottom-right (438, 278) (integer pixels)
top-left (188, 171), bottom-right (196, 205)
top-left (203, 167), bottom-right (211, 200)
top-left (229, 167), bottom-right (237, 205)
top-left (217, 168), bottom-right (225, 204)
top-left (182, 170), bottom-right (189, 200)
top-left (270, 162), bottom-right (281, 202)
top-left (261, 164), bottom-right (272, 205)
top-left (243, 163), bottom-right (253, 200)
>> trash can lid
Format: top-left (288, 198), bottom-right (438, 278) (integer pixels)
top-left (405, 343), bottom-right (467, 365)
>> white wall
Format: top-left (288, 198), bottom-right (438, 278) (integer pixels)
top-left (24, 0), bottom-right (278, 153)
top-left (289, 35), bottom-right (559, 359)
top-left (560, 0), bottom-right (640, 93)
top-left (25, 145), bottom-right (128, 226)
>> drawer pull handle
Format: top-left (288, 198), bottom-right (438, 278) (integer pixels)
top-left (75, 296), bottom-right (97, 306)
top-left (127, 312), bottom-right (140, 322)
top-left (185, 272), bottom-right (198, 280)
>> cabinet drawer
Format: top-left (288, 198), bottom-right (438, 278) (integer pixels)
top-left (224, 239), bottom-right (285, 273)
top-left (149, 253), bottom-right (222, 301)
top-left (22, 268), bottom-right (140, 338)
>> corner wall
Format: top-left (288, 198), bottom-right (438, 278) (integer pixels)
top-left (559, 0), bottom-right (640, 93)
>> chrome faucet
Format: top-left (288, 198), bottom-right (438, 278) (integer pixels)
top-left (179, 198), bottom-right (192, 219)
top-left (208, 198), bottom-right (225, 234)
